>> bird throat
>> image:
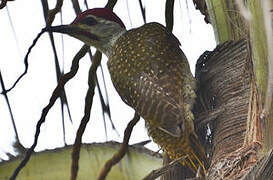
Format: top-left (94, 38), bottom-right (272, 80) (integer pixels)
top-left (102, 30), bottom-right (126, 57)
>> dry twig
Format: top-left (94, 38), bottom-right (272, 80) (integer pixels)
top-left (70, 2), bottom-right (119, 179)
top-left (97, 113), bottom-right (140, 180)
top-left (165, 0), bottom-right (174, 32)
top-left (1, 29), bottom-right (46, 94)
top-left (70, 51), bottom-right (102, 180)
top-left (143, 156), bottom-right (187, 180)
top-left (46, 0), bottom-right (64, 25)
top-left (9, 45), bottom-right (89, 180)
top-left (0, 0), bottom-right (7, 9)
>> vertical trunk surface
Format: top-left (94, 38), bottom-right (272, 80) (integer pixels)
top-left (194, 0), bottom-right (273, 179)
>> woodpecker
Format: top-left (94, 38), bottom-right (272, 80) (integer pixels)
top-left (48, 8), bottom-right (207, 173)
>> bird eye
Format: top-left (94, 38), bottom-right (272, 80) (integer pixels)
top-left (80, 16), bottom-right (98, 26)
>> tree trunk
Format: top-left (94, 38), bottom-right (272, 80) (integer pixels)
top-left (196, 39), bottom-right (259, 179)
top-left (192, 0), bottom-right (273, 179)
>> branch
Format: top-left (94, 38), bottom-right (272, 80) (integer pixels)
top-left (97, 113), bottom-right (140, 180)
top-left (165, 0), bottom-right (174, 32)
top-left (105, 0), bottom-right (118, 10)
top-left (71, 0), bottom-right (81, 15)
top-left (70, 2), bottom-right (119, 179)
top-left (41, 0), bottom-right (72, 146)
top-left (138, 0), bottom-right (146, 23)
top-left (46, 0), bottom-right (64, 25)
top-left (9, 45), bottom-right (89, 180)
top-left (0, 0), bottom-right (7, 9)
top-left (70, 51), bottom-right (102, 180)
top-left (143, 156), bottom-right (187, 180)
top-left (1, 28), bottom-right (46, 94)
top-left (0, 70), bottom-right (19, 141)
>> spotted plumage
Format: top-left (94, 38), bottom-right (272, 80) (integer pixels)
top-left (48, 8), bottom-right (207, 173)
top-left (108, 22), bottom-right (206, 171)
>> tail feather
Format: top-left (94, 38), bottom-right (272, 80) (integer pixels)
top-left (161, 153), bottom-right (195, 180)
top-left (188, 133), bottom-right (208, 174)
top-left (162, 133), bottom-right (208, 177)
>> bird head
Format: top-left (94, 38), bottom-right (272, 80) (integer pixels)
top-left (47, 8), bottom-right (126, 56)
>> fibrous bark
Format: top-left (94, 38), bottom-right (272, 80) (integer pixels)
top-left (195, 39), bottom-right (261, 179)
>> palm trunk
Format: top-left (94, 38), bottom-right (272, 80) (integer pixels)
top-left (193, 0), bottom-right (273, 179)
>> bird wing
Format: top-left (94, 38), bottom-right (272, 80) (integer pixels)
top-left (129, 72), bottom-right (185, 137)
top-left (108, 22), bottom-right (196, 136)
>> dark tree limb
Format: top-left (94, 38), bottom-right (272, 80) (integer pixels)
top-left (70, 51), bottom-right (102, 180)
top-left (1, 29), bottom-right (46, 94)
top-left (105, 0), bottom-right (118, 10)
top-left (71, 0), bottom-right (81, 15)
top-left (46, 0), bottom-right (64, 25)
top-left (0, 71), bottom-right (19, 142)
top-left (138, 0), bottom-right (146, 23)
top-left (143, 156), bottom-right (187, 180)
top-left (0, 0), bottom-right (7, 9)
top-left (41, 0), bottom-right (72, 146)
top-left (9, 45), bottom-right (89, 180)
top-left (97, 113), bottom-right (140, 180)
top-left (165, 0), bottom-right (174, 32)
top-left (70, 2), bottom-right (118, 179)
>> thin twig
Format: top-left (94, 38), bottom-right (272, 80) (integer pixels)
top-left (41, 0), bottom-right (71, 145)
top-left (97, 63), bottom-right (116, 134)
top-left (40, 0), bottom-right (49, 19)
top-left (143, 156), bottom-right (187, 180)
top-left (87, 50), bottom-right (118, 139)
top-left (132, 140), bottom-right (151, 147)
top-left (97, 113), bottom-right (140, 180)
top-left (59, 10), bottom-right (68, 145)
top-left (84, 0), bottom-right (119, 142)
top-left (105, 0), bottom-right (118, 10)
top-left (84, 0), bottom-right (89, 9)
top-left (0, 71), bottom-right (19, 142)
top-left (0, 0), bottom-right (7, 9)
top-left (70, 51), bottom-right (102, 180)
top-left (71, 0), bottom-right (81, 15)
top-left (138, 0), bottom-right (146, 23)
top-left (82, 3), bottom-right (118, 138)
top-left (69, 2), bottom-right (118, 179)
top-left (9, 45), bottom-right (89, 180)
top-left (95, 75), bottom-right (108, 139)
top-left (46, 0), bottom-right (64, 25)
top-left (165, 0), bottom-right (175, 32)
top-left (1, 29), bottom-right (46, 94)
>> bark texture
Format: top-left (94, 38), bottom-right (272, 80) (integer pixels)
top-left (160, 39), bottom-right (261, 179)
top-left (195, 39), bottom-right (262, 179)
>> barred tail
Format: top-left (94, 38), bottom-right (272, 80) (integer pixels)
top-left (161, 134), bottom-right (208, 177)
top-left (187, 133), bottom-right (208, 175)
top-left (161, 153), bottom-right (194, 180)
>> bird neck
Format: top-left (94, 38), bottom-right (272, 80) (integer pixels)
top-left (99, 28), bottom-right (126, 57)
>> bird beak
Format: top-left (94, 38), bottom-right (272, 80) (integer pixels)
top-left (45, 24), bottom-right (80, 35)
top-left (45, 24), bottom-right (99, 41)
